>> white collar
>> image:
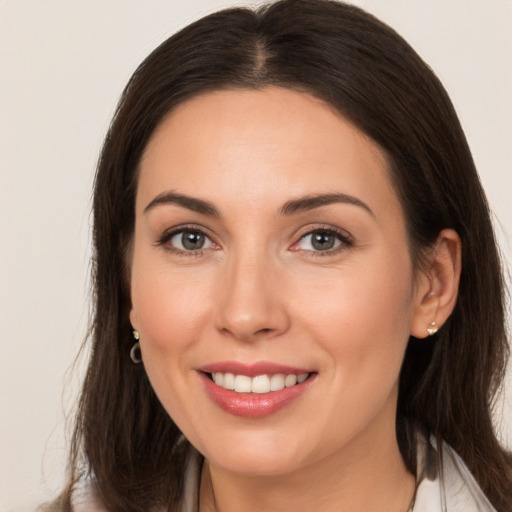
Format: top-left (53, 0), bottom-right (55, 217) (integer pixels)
top-left (181, 434), bottom-right (496, 512)
top-left (413, 434), bottom-right (496, 511)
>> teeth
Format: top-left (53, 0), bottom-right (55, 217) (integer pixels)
top-left (212, 372), bottom-right (224, 387)
top-left (285, 374), bottom-right (297, 387)
top-left (270, 374), bottom-right (285, 391)
top-left (210, 372), bottom-right (310, 393)
top-left (251, 374), bottom-right (271, 394)
top-left (234, 375), bottom-right (252, 393)
top-left (224, 373), bottom-right (235, 390)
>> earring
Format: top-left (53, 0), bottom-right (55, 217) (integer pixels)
top-left (130, 330), bottom-right (142, 363)
top-left (426, 321), bottom-right (439, 336)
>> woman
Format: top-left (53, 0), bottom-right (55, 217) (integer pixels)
top-left (53, 0), bottom-right (512, 510)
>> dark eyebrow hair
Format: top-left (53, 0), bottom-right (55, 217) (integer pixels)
top-left (144, 191), bottom-right (373, 219)
top-left (279, 193), bottom-right (374, 217)
top-left (143, 191), bottom-right (221, 217)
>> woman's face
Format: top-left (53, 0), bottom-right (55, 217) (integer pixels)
top-left (130, 87), bottom-right (427, 476)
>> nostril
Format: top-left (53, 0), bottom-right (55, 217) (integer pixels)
top-left (256, 328), bottom-right (273, 335)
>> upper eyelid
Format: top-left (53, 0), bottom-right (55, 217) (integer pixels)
top-left (158, 223), bottom-right (215, 239)
top-left (295, 224), bottom-right (353, 241)
top-left (154, 225), bottom-right (217, 249)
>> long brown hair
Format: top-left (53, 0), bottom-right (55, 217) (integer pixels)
top-left (58, 1), bottom-right (511, 510)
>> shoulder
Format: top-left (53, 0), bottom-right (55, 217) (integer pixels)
top-left (414, 434), bottom-right (496, 512)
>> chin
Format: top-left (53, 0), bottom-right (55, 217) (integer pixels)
top-left (211, 452), bottom-right (303, 477)
top-left (198, 429), bottom-right (315, 476)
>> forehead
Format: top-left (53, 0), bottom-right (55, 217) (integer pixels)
top-left (138, 87), bottom-right (400, 221)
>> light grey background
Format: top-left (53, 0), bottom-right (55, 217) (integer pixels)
top-left (1, 1), bottom-right (511, 510)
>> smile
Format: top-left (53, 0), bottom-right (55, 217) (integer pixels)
top-left (209, 372), bottom-right (310, 393)
top-left (199, 363), bottom-right (317, 418)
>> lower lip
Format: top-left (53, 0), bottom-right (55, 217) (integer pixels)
top-left (199, 372), bottom-right (316, 418)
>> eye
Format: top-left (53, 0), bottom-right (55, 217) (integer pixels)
top-left (295, 228), bottom-right (351, 253)
top-left (169, 229), bottom-right (215, 251)
top-left (155, 226), bottom-right (218, 256)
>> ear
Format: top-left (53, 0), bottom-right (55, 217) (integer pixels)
top-left (410, 229), bottom-right (461, 339)
top-left (129, 307), bottom-right (138, 332)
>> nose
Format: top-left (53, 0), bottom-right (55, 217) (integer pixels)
top-left (214, 250), bottom-right (290, 342)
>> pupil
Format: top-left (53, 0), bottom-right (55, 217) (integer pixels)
top-left (182, 231), bottom-right (205, 250)
top-left (312, 232), bottom-right (335, 250)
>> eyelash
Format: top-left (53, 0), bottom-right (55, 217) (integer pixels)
top-left (293, 225), bottom-right (353, 257)
top-left (155, 225), bottom-right (353, 257)
top-left (155, 224), bottom-right (217, 258)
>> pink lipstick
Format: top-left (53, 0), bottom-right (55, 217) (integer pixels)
top-left (198, 361), bottom-right (316, 418)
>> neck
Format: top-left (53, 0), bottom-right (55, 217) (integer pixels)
top-left (199, 419), bottom-right (416, 512)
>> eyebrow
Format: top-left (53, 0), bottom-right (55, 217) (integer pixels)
top-left (144, 191), bottom-right (221, 217)
top-left (279, 193), bottom-right (374, 217)
top-left (143, 191), bottom-right (374, 218)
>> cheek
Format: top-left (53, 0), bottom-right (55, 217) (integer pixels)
top-left (130, 260), bottom-right (211, 423)
top-left (297, 267), bottom-right (413, 439)
top-left (131, 256), bottom-right (212, 353)
top-left (129, 260), bottom-right (218, 425)
top-left (297, 256), bottom-right (414, 379)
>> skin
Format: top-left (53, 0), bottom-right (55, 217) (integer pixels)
top-left (129, 87), bottom-right (461, 512)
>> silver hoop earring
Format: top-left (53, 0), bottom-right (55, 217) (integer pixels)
top-left (130, 330), bottom-right (142, 363)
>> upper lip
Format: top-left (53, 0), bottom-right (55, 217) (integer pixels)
top-left (199, 360), bottom-right (313, 377)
